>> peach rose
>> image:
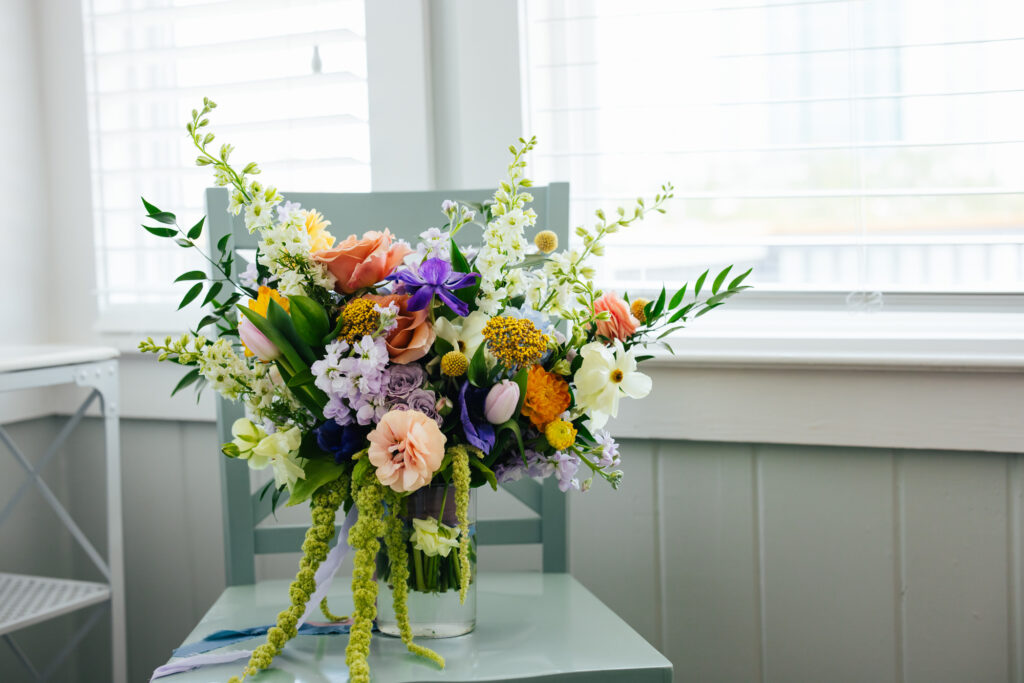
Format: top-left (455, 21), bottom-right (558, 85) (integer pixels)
top-left (593, 291), bottom-right (639, 341)
top-left (312, 228), bottom-right (411, 294)
top-left (368, 409), bottom-right (447, 492)
top-left (366, 294), bottom-right (435, 364)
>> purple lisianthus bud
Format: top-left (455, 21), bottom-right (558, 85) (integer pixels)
top-left (386, 363), bottom-right (426, 398)
top-left (238, 316), bottom-right (280, 361)
top-left (484, 380), bottom-right (520, 425)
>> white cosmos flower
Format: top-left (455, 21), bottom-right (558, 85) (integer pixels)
top-left (574, 340), bottom-right (652, 429)
top-left (434, 311), bottom-right (489, 358)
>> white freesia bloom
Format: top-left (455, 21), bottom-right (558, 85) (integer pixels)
top-left (410, 517), bottom-right (460, 557)
top-left (251, 425), bottom-right (306, 491)
top-left (434, 311), bottom-right (489, 358)
top-left (231, 418), bottom-right (267, 462)
top-left (574, 341), bottom-right (652, 428)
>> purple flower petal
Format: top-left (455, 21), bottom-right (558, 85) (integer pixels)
top-left (405, 286), bottom-right (435, 312)
top-left (418, 258), bottom-right (452, 286)
top-left (444, 271), bottom-right (480, 290)
top-left (386, 269), bottom-right (424, 287)
top-left (459, 381), bottom-right (495, 453)
top-left (436, 288), bottom-right (470, 317)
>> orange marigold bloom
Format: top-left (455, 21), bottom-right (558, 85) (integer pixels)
top-left (521, 365), bottom-right (571, 429)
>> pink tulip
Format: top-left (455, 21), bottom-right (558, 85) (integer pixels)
top-left (484, 380), bottom-right (520, 425)
top-left (238, 316), bottom-right (280, 361)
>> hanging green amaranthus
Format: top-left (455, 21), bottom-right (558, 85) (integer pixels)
top-left (227, 474), bottom-right (347, 683)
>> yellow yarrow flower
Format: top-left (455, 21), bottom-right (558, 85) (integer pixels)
top-left (441, 350), bottom-right (469, 377)
top-left (482, 316), bottom-right (547, 368)
top-left (337, 298), bottom-right (381, 344)
top-left (544, 419), bottom-right (577, 451)
top-left (304, 209), bottom-right (336, 253)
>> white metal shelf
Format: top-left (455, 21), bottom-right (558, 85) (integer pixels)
top-left (0, 345), bottom-right (126, 683)
top-left (0, 573), bottom-right (110, 636)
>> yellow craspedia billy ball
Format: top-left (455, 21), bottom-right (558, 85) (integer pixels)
top-left (544, 419), bottom-right (578, 451)
top-left (441, 350), bottom-right (469, 377)
top-left (630, 298), bottom-right (649, 324)
top-left (534, 230), bottom-right (558, 253)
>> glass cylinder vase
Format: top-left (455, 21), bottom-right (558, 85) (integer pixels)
top-left (376, 484), bottom-right (477, 638)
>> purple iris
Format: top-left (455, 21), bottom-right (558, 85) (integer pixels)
top-left (387, 257), bottom-right (478, 317)
top-left (458, 381), bottom-right (495, 453)
top-left (315, 421), bottom-right (368, 464)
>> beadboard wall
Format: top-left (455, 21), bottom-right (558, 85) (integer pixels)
top-left (1, 416), bottom-right (1021, 683)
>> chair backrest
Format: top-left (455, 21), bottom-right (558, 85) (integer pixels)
top-left (206, 184), bottom-right (571, 585)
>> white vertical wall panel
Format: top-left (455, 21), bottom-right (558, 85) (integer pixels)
top-left (570, 439), bottom-right (661, 647)
top-left (900, 450), bottom-right (1011, 683)
top-left (658, 441), bottom-right (760, 683)
top-left (758, 445), bottom-right (899, 683)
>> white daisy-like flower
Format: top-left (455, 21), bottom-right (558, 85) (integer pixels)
top-left (573, 340), bottom-right (652, 428)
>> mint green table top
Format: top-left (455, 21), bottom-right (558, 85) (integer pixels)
top-left (163, 573), bottom-right (672, 682)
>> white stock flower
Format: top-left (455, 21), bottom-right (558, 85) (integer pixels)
top-left (574, 340), bottom-right (652, 429)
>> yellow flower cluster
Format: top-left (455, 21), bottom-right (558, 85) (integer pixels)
top-left (630, 298), bottom-right (649, 324)
top-left (441, 350), bottom-right (469, 377)
top-left (228, 475), bottom-right (346, 683)
top-left (337, 298), bottom-right (381, 345)
top-left (481, 316), bottom-right (547, 368)
top-left (544, 419), bottom-right (578, 451)
top-left (534, 230), bottom-right (558, 253)
top-left (382, 488), bottom-right (445, 668)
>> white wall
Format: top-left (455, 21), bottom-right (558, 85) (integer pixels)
top-left (0, 0), bottom-right (51, 345)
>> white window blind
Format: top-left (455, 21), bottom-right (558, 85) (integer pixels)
top-left (521, 0), bottom-right (1024, 295)
top-left (81, 0), bottom-right (372, 329)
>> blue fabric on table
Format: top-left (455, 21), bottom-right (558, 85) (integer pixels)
top-left (171, 622), bottom-right (363, 658)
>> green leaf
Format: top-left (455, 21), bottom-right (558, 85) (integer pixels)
top-left (143, 225), bottom-right (177, 238)
top-left (433, 336), bottom-right (454, 357)
top-left (174, 270), bottom-right (207, 282)
top-left (195, 314), bottom-right (220, 330)
top-left (667, 307), bottom-right (690, 324)
top-left (497, 419), bottom-right (525, 460)
top-left (651, 285), bottom-right (667, 319)
top-left (467, 342), bottom-right (489, 387)
top-left (712, 265), bottom-right (733, 295)
top-left (694, 269), bottom-right (709, 297)
top-left (141, 197), bottom-right (161, 215)
top-left (450, 239), bottom-right (481, 307)
top-left (512, 366), bottom-right (529, 413)
top-left (289, 295), bottom-right (330, 347)
top-left (286, 459), bottom-right (345, 507)
top-left (267, 297), bottom-right (316, 365)
top-left (187, 217), bottom-right (205, 240)
top-left (149, 211), bottom-right (177, 225)
top-left (728, 268), bottom-right (753, 290)
top-left (468, 458), bottom-right (498, 491)
top-left (286, 368), bottom-right (315, 389)
top-left (668, 283), bottom-right (687, 310)
top-left (695, 303), bottom-right (723, 317)
top-left (171, 367), bottom-right (201, 396)
top-left (202, 282), bottom-right (223, 306)
top-left (178, 283), bottom-right (203, 310)
top-left (237, 305), bottom-right (306, 373)
top-left (217, 234), bottom-right (231, 253)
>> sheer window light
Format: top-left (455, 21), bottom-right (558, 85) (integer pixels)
top-left (81, 0), bottom-right (371, 329)
top-left (521, 0), bottom-right (1024, 296)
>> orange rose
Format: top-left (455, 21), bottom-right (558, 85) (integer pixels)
top-left (366, 294), bottom-right (436, 364)
top-left (312, 228), bottom-right (411, 294)
top-left (593, 291), bottom-right (639, 342)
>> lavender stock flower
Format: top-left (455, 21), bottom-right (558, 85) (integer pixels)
top-left (387, 257), bottom-right (478, 317)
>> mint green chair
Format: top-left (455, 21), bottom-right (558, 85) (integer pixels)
top-left (204, 185), bottom-right (571, 586)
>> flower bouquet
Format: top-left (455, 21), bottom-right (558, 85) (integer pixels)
top-left (140, 98), bottom-right (749, 682)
